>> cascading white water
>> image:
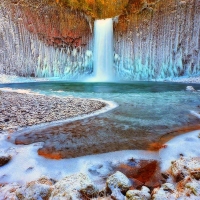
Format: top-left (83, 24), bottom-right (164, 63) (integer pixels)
top-left (89, 18), bottom-right (114, 82)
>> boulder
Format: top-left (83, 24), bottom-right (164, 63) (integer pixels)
top-left (126, 186), bottom-right (151, 200)
top-left (186, 86), bottom-right (195, 91)
top-left (50, 173), bottom-right (98, 200)
top-left (169, 157), bottom-right (200, 182)
top-left (175, 175), bottom-right (200, 197)
top-left (161, 183), bottom-right (175, 192)
top-left (111, 187), bottom-right (125, 200)
top-left (0, 183), bottom-right (20, 200)
top-left (184, 178), bottom-right (200, 196)
top-left (16, 176), bottom-right (54, 200)
top-left (106, 171), bottom-right (132, 193)
top-left (152, 185), bottom-right (176, 200)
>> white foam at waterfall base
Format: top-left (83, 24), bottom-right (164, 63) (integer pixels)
top-left (86, 18), bottom-right (115, 82)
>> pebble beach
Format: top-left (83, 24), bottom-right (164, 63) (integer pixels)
top-left (0, 90), bottom-right (106, 132)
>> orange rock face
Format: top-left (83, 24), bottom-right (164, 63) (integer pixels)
top-left (6, 0), bottom-right (92, 48)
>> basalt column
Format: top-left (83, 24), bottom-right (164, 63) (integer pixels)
top-left (0, 0), bottom-right (93, 79)
top-left (114, 0), bottom-right (200, 80)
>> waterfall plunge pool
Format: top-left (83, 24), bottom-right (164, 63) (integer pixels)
top-left (0, 81), bottom-right (200, 158)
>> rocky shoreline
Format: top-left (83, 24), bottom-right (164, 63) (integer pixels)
top-left (0, 90), bottom-right (106, 132)
top-left (1, 155), bottom-right (200, 199)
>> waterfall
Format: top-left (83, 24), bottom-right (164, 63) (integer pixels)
top-left (88, 18), bottom-right (114, 82)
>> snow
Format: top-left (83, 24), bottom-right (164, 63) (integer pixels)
top-left (159, 130), bottom-right (200, 172)
top-left (1, 129), bottom-right (200, 188)
top-left (0, 130), bottom-right (159, 185)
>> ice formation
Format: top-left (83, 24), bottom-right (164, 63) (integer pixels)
top-left (114, 0), bottom-right (200, 80)
top-left (0, 0), bottom-right (200, 81)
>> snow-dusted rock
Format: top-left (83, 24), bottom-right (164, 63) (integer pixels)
top-left (152, 183), bottom-right (176, 200)
top-left (169, 157), bottom-right (200, 182)
top-left (170, 176), bottom-right (200, 199)
top-left (161, 183), bottom-right (175, 191)
top-left (186, 86), bottom-right (195, 91)
top-left (16, 176), bottom-right (53, 200)
top-left (126, 186), bottom-right (151, 200)
top-left (106, 171), bottom-right (132, 193)
top-left (152, 186), bottom-right (176, 200)
top-left (50, 173), bottom-right (98, 200)
top-left (153, 177), bottom-right (200, 199)
top-left (185, 179), bottom-right (200, 196)
top-left (0, 183), bottom-right (20, 200)
top-left (111, 187), bottom-right (125, 200)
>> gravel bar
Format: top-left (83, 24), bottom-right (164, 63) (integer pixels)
top-left (0, 91), bottom-right (106, 131)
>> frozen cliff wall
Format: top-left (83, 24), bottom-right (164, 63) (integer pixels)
top-left (0, 0), bottom-right (93, 79)
top-left (0, 0), bottom-right (200, 80)
top-left (114, 0), bottom-right (200, 80)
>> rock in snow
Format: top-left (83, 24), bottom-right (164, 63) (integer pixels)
top-left (153, 156), bottom-right (200, 199)
top-left (126, 186), bottom-right (151, 200)
top-left (50, 173), bottom-right (98, 199)
top-left (0, 183), bottom-right (21, 200)
top-left (106, 171), bottom-right (132, 194)
top-left (169, 157), bottom-right (200, 182)
top-left (186, 86), bottom-right (196, 91)
top-left (0, 154), bottom-right (11, 167)
top-left (16, 176), bottom-right (54, 200)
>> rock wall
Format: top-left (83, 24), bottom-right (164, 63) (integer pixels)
top-left (0, 0), bottom-right (93, 79)
top-left (114, 0), bottom-right (200, 80)
top-left (0, 0), bottom-right (199, 80)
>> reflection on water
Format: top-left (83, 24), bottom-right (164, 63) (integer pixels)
top-left (0, 81), bottom-right (200, 158)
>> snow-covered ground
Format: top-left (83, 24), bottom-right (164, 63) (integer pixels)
top-left (0, 127), bottom-right (200, 185)
top-left (0, 131), bottom-right (159, 185)
top-left (160, 130), bottom-right (200, 172)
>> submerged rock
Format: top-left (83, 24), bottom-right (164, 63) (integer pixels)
top-left (50, 173), bottom-right (98, 199)
top-left (115, 160), bottom-right (163, 189)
